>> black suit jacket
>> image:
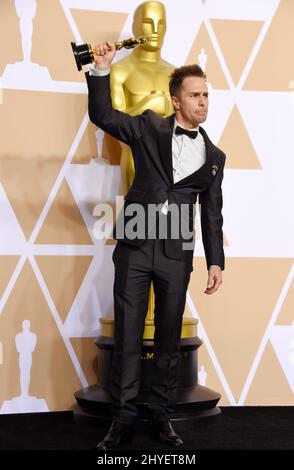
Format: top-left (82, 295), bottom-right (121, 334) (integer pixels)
top-left (86, 72), bottom-right (225, 271)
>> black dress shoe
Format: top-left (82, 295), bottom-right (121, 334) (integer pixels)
top-left (151, 420), bottom-right (183, 448)
top-left (96, 420), bottom-right (134, 450)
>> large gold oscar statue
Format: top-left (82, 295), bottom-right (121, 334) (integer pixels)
top-left (105, 1), bottom-right (175, 336)
top-left (109, 1), bottom-right (174, 190)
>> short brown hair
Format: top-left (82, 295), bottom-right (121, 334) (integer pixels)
top-left (169, 64), bottom-right (206, 97)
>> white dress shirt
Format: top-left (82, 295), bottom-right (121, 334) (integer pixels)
top-left (161, 119), bottom-right (206, 214)
top-left (88, 64), bottom-right (206, 214)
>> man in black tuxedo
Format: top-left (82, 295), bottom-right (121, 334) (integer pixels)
top-left (86, 41), bottom-right (225, 450)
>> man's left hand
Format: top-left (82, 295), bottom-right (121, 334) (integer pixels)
top-left (204, 265), bottom-right (222, 295)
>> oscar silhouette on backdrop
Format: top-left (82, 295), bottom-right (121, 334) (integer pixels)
top-left (15, 0), bottom-right (37, 63)
top-left (2, 0), bottom-right (51, 84)
top-left (198, 48), bottom-right (207, 72)
top-left (0, 320), bottom-right (48, 414)
top-left (198, 365), bottom-right (208, 386)
top-left (15, 319), bottom-right (37, 397)
top-left (198, 46), bottom-right (213, 98)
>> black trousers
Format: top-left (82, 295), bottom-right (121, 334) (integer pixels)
top-left (110, 236), bottom-right (192, 425)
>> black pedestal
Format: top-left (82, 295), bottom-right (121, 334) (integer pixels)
top-left (74, 336), bottom-right (221, 427)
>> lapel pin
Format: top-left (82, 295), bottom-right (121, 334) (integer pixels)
top-left (212, 164), bottom-right (218, 176)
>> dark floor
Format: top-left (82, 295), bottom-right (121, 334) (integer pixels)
top-left (0, 407), bottom-right (293, 451)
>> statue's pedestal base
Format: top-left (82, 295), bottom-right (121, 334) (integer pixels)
top-left (74, 336), bottom-right (221, 428)
top-left (74, 384), bottom-right (221, 430)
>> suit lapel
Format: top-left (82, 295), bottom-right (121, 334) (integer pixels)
top-left (199, 126), bottom-right (215, 167)
top-left (159, 114), bottom-right (174, 184)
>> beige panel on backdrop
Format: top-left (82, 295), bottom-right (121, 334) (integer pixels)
top-left (71, 122), bottom-right (98, 164)
top-left (35, 180), bottom-right (93, 245)
top-left (70, 8), bottom-right (128, 48)
top-left (0, 256), bottom-right (20, 299)
top-left (185, 23), bottom-right (228, 89)
top-left (189, 258), bottom-right (293, 402)
top-left (70, 337), bottom-right (99, 387)
top-left (244, 0), bottom-right (294, 91)
top-left (35, 256), bottom-right (93, 323)
top-left (0, 262), bottom-right (82, 410)
top-left (276, 280), bottom-right (294, 325)
top-left (210, 19), bottom-right (264, 86)
top-left (31, 0), bottom-right (86, 82)
top-left (0, 90), bottom-right (88, 240)
top-left (218, 105), bottom-right (262, 169)
top-left (246, 343), bottom-right (293, 405)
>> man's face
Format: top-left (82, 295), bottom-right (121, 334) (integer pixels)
top-left (133, 2), bottom-right (166, 51)
top-left (172, 76), bottom-right (209, 128)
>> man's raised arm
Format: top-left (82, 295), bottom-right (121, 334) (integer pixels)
top-left (85, 41), bottom-right (148, 145)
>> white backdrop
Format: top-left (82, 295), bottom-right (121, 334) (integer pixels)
top-left (0, 0), bottom-right (293, 412)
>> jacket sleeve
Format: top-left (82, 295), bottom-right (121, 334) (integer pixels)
top-left (85, 72), bottom-right (148, 145)
top-left (199, 154), bottom-right (226, 271)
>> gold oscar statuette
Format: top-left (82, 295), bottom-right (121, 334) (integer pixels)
top-left (71, 37), bottom-right (147, 71)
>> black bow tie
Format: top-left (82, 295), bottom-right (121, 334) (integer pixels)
top-left (175, 126), bottom-right (198, 139)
